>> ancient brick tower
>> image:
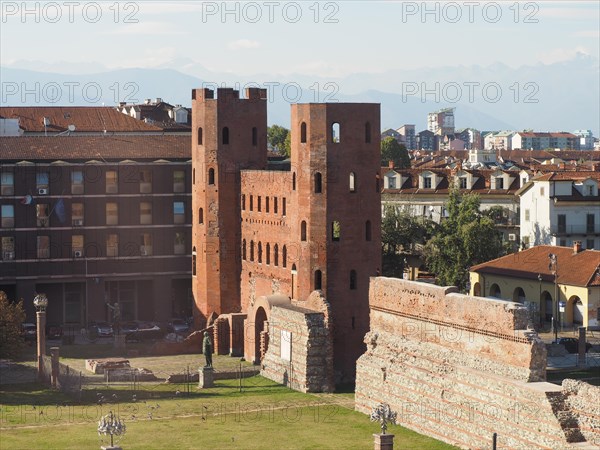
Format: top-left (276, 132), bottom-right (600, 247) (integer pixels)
top-left (289, 103), bottom-right (381, 379)
top-left (191, 87), bottom-right (268, 325)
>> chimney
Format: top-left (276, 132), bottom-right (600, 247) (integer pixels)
top-left (573, 241), bottom-right (582, 253)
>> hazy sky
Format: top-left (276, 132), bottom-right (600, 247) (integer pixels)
top-left (2, 1), bottom-right (599, 76)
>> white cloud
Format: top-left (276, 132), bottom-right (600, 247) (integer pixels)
top-left (227, 39), bottom-right (260, 50)
top-left (536, 47), bottom-right (591, 64)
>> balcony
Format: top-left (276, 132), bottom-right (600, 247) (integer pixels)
top-left (551, 224), bottom-right (600, 236)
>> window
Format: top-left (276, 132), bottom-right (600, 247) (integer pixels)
top-left (222, 127), bottom-right (229, 145)
top-left (331, 221), bottom-right (341, 241)
top-left (140, 202), bottom-right (152, 225)
top-left (332, 122), bottom-right (340, 143)
top-left (587, 185), bottom-right (594, 196)
top-left (300, 122), bottom-right (307, 143)
top-left (258, 242), bottom-right (263, 263)
top-left (365, 122), bottom-right (371, 143)
top-left (387, 176), bottom-right (396, 189)
top-left (250, 241), bottom-right (255, 262)
top-left (366, 220), bottom-right (372, 241)
top-left (560, 239), bottom-right (567, 247)
top-left (282, 245), bottom-right (287, 268)
top-left (1, 204), bottom-right (14, 228)
top-left (274, 244), bottom-right (279, 266)
top-left (197, 127), bottom-right (203, 145)
top-left (258, 196), bottom-right (262, 212)
top-left (423, 177), bottom-right (432, 189)
top-left (36, 204), bottom-right (49, 227)
top-left (587, 214), bottom-right (595, 233)
top-left (106, 202), bottom-right (118, 225)
top-left (250, 195), bottom-right (254, 211)
top-left (314, 270), bottom-right (322, 290)
top-left (199, 207), bottom-right (204, 224)
top-left (525, 209), bottom-right (530, 221)
top-left (266, 196), bottom-right (270, 213)
top-left (314, 173), bottom-right (322, 193)
top-left (349, 172), bottom-right (356, 192)
top-left (140, 169), bottom-right (152, 194)
top-left (106, 234), bottom-right (118, 257)
top-left (495, 177), bottom-right (504, 190)
top-left (208, 168), bottom-right (215, 185)
top-left (72, 235), bottom-right (84, 257)
top-left (558, 214), bottom-right (566, 233)
top-left (37, 236), bottom-right (49, 259)
top-left (459, 177), bottom-right (467, 189)
top-left (282, 198), bottom-right (287, 216)
top-left (292, 173), bottom-right (296, 191)
top-left (586, 239), bottom-right (594, 250)
top-left (174, 232), bottom-right (185, 255)
top-left (105, 170), bottom-right (119, 194)
top-left (274, 197), bottom-right (278, 214)
top-left (2, 236), bottom-right (15, 260)
top-left (1, 172), bottom-right (14, 195)
top-left (193, 168), bottom-right (195, 185)
top-left (301, 221), bottom-right (307, 241)
top-left (36, 172), bottom-right (49, 193)
top-left (241, 194), bottom-right (246, 211)
top-left (242, 239), bottom-right (247, 261)
top-left (140, 233), bottom-right (152, 256)
top-left (540, 186), bottom-right (545, 196)
top-left (71, 170), bottom-right (84, 194)
top-left (252, 127), bottom-right (257, 146)
top-left (72, 203), bottom-right (84, 227)
top-left (173, 202), bottom-right (185, 224)
top-left (266, 243), bottom-right (271, 265)
top-left (173, 170), bottom-right (185, 193)
top-left (350, 270), bottom-right (357, 290)
top-left (192, 247), bottom-right (197, 276)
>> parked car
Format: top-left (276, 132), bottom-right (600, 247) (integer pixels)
top-left (46, 323), bottom-right (63, 339)
top-left (167, 319), bottom-right (190, 335)
top-left (127, 322), bottom-right (165, 342)
top-left (120, 321), bottom-right (139, 334)
top-left (89, 321), bottom-right (113, 337)
top-left (558, 337), bottom-right (592, 354)
top-left (21, 323), bottom-right (37, 342)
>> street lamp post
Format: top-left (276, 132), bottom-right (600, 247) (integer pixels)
top-left (33, 293), bottom-right (48, 382)
top-left (548, 253), bottom-right (559, 343)
top-left (537, 273), bottom-right (543, 329)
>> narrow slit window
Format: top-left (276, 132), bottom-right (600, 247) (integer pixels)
top-left (300, 122), bottom-right (307, 143)
top-left (208, 168), bottom-right (215, 185)
top-left (365, 122), bottom-right (371, 143)
top-left (350, 270), bottom-right (357, 290)
top-left (282, 245), bottom-right (287, 268)
top-left (332, 221), bottom-right (341, 241)
top-left (252, 127), bottom-right (257, 146)
top-left (197, 127), bottom-right (203, 145)
top-left (292, 173), bottom-right (296, 191)
top-left (365, 220), bottom-right (372, 241)
top-left (332, 122), bottom-right (340, 143)
top-left (301, 221), bottom-right (307, 241)
top-left (222, 127), bottom-right (229, 145)
top-left (199, 208), bottom-right (204, 224)
top-left (349, 172), bottom-right (356, 192)
top-left (274, 244), bottom-right (279, 266)
top-left (266, 243), bottom-right (270, 265)
top-left (314, 172), bottom-right (322, 193)
top-left (314, 270), bottom-right (322, 290)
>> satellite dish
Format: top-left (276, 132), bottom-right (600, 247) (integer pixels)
top-left (68, 124), bottom-right (76, 132)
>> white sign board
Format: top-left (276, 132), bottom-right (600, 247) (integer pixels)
top-left (281, 330), bottom-right (291, 361)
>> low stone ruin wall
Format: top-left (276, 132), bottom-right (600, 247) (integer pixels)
top-left (355, 277), bottom-right (600, 449)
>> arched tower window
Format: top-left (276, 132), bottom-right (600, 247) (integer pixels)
top-left (365, 220), bottom-right (372, 241)
top-left (314, 270), bottom-right (322, 290)
top-left (250, 195), bottom-right (253, 211)
top-left (300, 122), bottom-right (307, 143)
top-left (199, 208), bottom-right (204, 224)
top-left (208, 168), bottom-right (215, 185)
top-left (197, 127), bottom-right (203, 145)
top-left (250, 241), bottom-right (255, 262)
top-left (332, 122), bottom-right (340, 143)
top-left (365, 122), bottom-right (371, 143)
top-left (349, 172), bottom-right (356, 192)
top-left (331, 221), bottom-right (341, 241)
top-left (241, 194), bottom-right (246, 210)
top-left (282, 245), bottom-right (287, 268)
top-left (258, 242), bottom-right (263, 263)
top-left (266, 243), bottom-right (271, 265)
top-left (350, 270), bottom-right (357, 290)
top-left (222, 127), bottom-right (229, 145)
top-left (192, 247), bottom-right (197, 276)
top-left (252, 127), bottom-right (257, 146)
top-left (292, 173), bottom-right (296, 191)
top-left (242, 240), bottom-right (247, 260)
top-left (193, 168), bottom-right (195, 185)
top-left (301, 221), bottom-right (307, 241)
top-left (274, 244), bottom-right (279, 266)
top-left (314, 172), bottom-right (322, 193)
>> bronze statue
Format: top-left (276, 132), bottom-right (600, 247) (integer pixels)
top-left (106, 302), bottom-right (121, 334)
top-left (202, 331), bottom-right (213, 368)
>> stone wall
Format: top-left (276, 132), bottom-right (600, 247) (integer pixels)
top-left (261, 303), bottom-right (333, 393)
top-left (355, 277), bottom-right (600, 449)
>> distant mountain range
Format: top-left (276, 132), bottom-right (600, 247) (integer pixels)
top-left (1, 54), bottom-right (598, 134)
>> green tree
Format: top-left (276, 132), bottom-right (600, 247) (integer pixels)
top-left (382, 205), bottom-right (436, 277)
top-left (267, 125), bottom-right (290, 155)
top-left (424, 188), bottom-right (506, 291)
top-left (0, 291), bottom-right (26, 359)
top-left (381, 137), bottom-right (410, 168)
top-left (283, 131), bottom-right (291, 158)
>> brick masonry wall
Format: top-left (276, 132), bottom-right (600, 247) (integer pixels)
top-left (356, 278), bottom-right (600, 449)
top-left (261, 304), bottom-right (334, 393)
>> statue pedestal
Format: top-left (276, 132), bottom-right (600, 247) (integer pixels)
top-left (373, 433), bottom-right (394, 450)
top-left (198, 367), bottom-right (214, 388)
top-left (101, 446), bottom-right (122, 450)
top-left (113, 334), bottom-right (126, 349)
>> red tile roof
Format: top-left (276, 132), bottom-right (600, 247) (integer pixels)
top-left (471, 245), bottom-right (600, 287)
top-left (0, 107), bottom-right (163, 133)
top-left (0, 136), bottom-right (190, 161)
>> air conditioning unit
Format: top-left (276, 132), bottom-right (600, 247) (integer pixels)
top-left (508, 233), bottom-right (517, 241)
top-left (3, 251), bottom-right (15, 260)
top-left (74, 250), bottom-right (83, 258)
top-left (140, 249), bottom-right (147, 256)
top-left (38, 188), bottom-right (48, 195)
top-left (73, 219), bottom-right (83, 227)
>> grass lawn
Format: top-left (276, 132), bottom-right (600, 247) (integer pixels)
top-left (1, 376), bottom-right (455, 449)
top-left (547, 366), bottom-right (600, 386)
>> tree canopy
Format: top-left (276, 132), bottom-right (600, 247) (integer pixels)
top-left (381, 137), bottom-right (410, 168)
top-left (0, 291), bottom-right (26, 360)
top-left (267, 125), bottom-right (291, 156)
top-left (423, 188), bottom-right (506, 291)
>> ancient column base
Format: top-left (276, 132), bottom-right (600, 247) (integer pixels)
top-left (198, 367), bottom-right (214, 388)
top-left (373, 433), bottom-right (394, 450)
